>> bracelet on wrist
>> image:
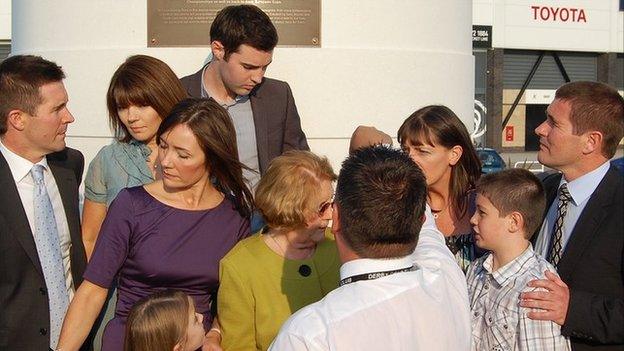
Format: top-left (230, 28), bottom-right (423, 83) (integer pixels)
top-left (208, 327), bottom-right (222, 339)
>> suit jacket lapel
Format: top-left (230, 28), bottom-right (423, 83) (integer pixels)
top-left (186, 68), bottom-right (203, 98)
top-left (558, 167), bottom-right (618, 280)
top-left (48, 161), bottom-right (82, 281)
top-left (532, 172), bottom-right (561, 244)
top-left (0, 153), bottom-right (43, 276)
top-left (250, 86), bottom-right (270, 173)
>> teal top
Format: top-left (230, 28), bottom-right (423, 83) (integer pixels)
top-left (84, 140), bottom-right (154, 206)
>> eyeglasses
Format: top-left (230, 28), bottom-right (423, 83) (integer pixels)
top-left (317, 193), bottom-right (335, 216)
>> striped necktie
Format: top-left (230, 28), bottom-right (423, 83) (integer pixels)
top-left (548, 183), bottom-right (572, 267)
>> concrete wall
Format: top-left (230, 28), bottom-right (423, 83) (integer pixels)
top-left (12, 0), bottom-right (475, 174)
top-left (0, 0), bottom-right (10, 41)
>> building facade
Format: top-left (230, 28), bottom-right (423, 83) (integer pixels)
top-left (473, 0), bottom-right (624, 151)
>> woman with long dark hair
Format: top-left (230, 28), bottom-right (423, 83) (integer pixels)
top-left (58, 98), bottom-right (251, 350)
top-left (398, 105), bottom-right (482, 271)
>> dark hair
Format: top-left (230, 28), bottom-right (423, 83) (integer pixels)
top-left (107, 55), bottom-right (188, 143)
top-left (555, 81), bottom-right (624, 158)
top-left (0, 55), bottom-right (65, 135)
top-left (398, 105), bottom-right (481, 219)
top-left (125, 290), bottom-right (190, 351)
top-left (210, 5), bottom-right (278, 59)
top-left (157, 98), bottom-right (253, 218)
top-left (335, 146), bottom-right (428, 258)
top-left (476, 169), bottom-right (546, 238)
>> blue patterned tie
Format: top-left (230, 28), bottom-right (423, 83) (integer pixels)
top-left (548, 183), bottom-right (572, 268)
top-left (31, 164), bottom-right (69, 349)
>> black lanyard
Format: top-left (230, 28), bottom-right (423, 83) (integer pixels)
top-left (339, 265), bottom-right (417, 286)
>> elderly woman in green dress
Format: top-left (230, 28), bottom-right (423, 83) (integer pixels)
top-left (217, 150), bottom-right (340, 351)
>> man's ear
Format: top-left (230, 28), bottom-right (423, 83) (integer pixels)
top-left (331, 203), bottom-right (341, 235)
top-left (449, 145), bottom-right (463, 166)
top-left (7, 109), bottom-right (27, 132)
top-left (582, 130), bottom-right (604, 156)
top-left (211, 40), bottom-right (226, 61)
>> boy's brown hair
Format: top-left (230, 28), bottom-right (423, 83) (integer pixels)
top-left (476, 169), bottom-right (546, 238)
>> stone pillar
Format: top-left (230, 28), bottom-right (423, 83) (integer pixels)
top-left (486, 48), bottom-right (503, 151)
top-left (597, 52), bottom-right (617, 87)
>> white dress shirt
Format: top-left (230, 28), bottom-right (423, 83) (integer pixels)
top-left (269, 206), bottom-right (471, 351)
top-left (534, 161), bottom-right (610, 259)
top-left (0, 141), bottom-right (75, 299)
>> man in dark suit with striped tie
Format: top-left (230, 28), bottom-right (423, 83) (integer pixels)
top-left (0, 55), bottom-right (89, 350)
top-left (521, 81), bottom-right (624, 351)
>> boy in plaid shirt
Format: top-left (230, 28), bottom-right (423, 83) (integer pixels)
top-left (466, 169), bottom-right (570, 350)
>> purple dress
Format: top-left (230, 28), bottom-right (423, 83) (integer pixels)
top-left (84, 186), bottom-right (249, 351)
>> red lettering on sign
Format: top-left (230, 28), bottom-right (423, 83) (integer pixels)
top-left (551, 7), bottom-right (559, 21)
top-left (531, 5), bottom-right (539, 19)
top-left (578, 9), bottom-right (586, 22)
top-left (560, 8), bottom-right (569, 21)
top-left (530, 6), bottom-right (587, 23)
top-left (505, 126), bottom-right (514, 142)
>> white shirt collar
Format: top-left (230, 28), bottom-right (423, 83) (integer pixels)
top-left (0, 139), bottom-right (49, 183)
top-left (339, 255), bottom-right (414, 281)
top-left (561, 161), bottom-right (610, 205)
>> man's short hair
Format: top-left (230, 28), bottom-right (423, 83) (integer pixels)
top-left (210, 5), bottom-right (278, 59)
top-left (0, 55), bottom-right (65, 135)
top-left (476, 168), bottom-right (546, 239)
top-left (555, 81), bottom-right (624, 158)
top-left (335, 146), bottom-right (427, 258)
top-left (256, 150), bottom-right (337, 230)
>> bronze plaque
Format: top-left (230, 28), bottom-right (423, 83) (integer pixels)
top-left (147, 0), bottom-right (321, 47)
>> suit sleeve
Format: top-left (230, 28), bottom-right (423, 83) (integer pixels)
top-left (282, 82), bottom-right (309, 152)
top-left (559, 169), bottom-right (624, 345)
top-left (218, 256), bottom-right (257, 351)
top-left (561, 288), bottom-right (624, 344)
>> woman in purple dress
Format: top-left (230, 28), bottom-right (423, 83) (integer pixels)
top-left (58, 98), bottom-right (253, 351)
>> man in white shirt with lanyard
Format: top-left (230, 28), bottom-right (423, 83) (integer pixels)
top-left (270, 146), bottom-right (471, 351)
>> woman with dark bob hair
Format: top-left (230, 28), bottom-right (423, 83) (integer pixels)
top-left (82, 55), bottom-right (188, 258)
top-left (398, 105), bottom-right (482, 271)
top-left (58, 98), bottom-right (252, 350)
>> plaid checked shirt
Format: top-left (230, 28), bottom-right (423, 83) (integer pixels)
top-left (466, 245), bottom-right (571, 351)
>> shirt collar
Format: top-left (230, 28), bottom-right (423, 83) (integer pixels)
top-left (340, 255), bottom-right (414, 281)
top-left (0, 139), bottom-right (50, 183)
top-left (128, 139), bottom-right (152, 158)
top-left (561, 161), bottom-right (610, 206)
top-left (200, 62), bottom-right (250, 107)
top-left (483, 245), bottom-right (535, 286)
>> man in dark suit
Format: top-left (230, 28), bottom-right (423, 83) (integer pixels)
top-left (521, 81), bottom-right (624, 351)
top-left (180, 4), bottom-right (309, 189)
top-left (0, 55), bottom-right (88, 350)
